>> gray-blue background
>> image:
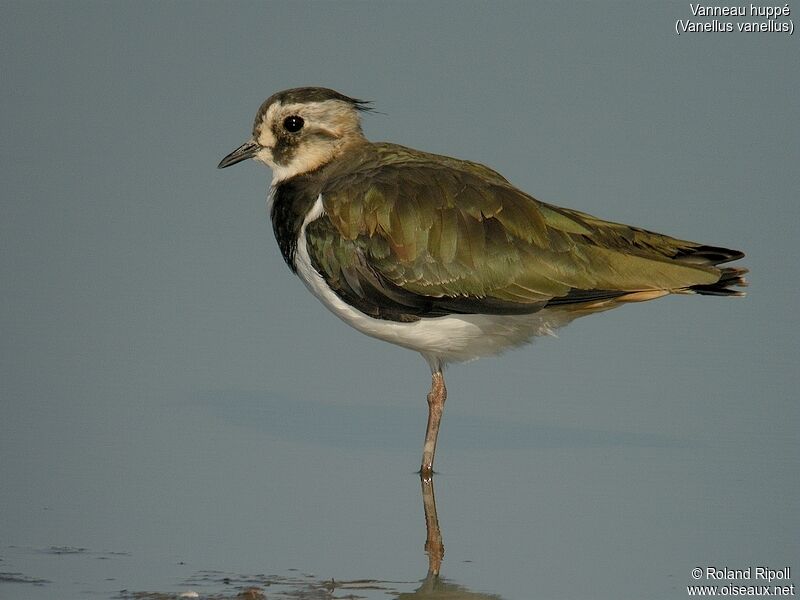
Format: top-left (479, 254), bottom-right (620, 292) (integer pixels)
top-left (2, 2), bottom-right (797, 599)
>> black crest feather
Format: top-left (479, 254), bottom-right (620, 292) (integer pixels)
top-left (252, 87), bottom-right (372, 134)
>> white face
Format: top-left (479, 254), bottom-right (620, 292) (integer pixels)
top-left (252, 99), bottom-right (365, 183)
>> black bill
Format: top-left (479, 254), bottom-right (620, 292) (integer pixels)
top-left (218, 141), bottom-right (258, 169)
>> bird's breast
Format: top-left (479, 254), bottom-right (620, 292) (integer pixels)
top-left (269, 178), bottom-right (322, 271)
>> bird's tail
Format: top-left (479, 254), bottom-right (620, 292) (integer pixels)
top-left (688, 266), bottom-right (749, 297)
top-left (670, 244), bottom-right (748, 297)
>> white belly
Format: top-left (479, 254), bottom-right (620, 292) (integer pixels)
top-left (294, 196), bottom-right (578, 370)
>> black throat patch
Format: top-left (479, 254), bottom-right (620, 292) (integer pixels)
top-left (270, 176), bottom-right (322, 272)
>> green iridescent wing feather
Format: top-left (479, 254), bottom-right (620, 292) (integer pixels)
top-left (305, 143), bottom-right (736, 318)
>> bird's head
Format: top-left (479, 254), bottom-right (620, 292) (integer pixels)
top-left (218, 87), bottom-right (370, 183)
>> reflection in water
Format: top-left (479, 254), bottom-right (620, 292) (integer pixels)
top-left (399, 573), bottom-right (503, 600)
top-left (402, 474), bottom-right (502, 600)
top-left (112, 475), bottom-right (504, 600)
top-left (421, 476), bottom-right (444, 577)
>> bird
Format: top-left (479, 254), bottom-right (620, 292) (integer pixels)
top-left (218, 87), bottom-right (747, 477)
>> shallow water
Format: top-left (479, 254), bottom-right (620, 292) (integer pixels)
top-left (2, 377), bottom-right (797, 599)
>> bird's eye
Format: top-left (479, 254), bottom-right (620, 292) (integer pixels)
top-left (283, 115), bottom-right (304, 133)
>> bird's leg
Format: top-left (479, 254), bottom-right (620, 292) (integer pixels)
top-left (420, 370), bottom-right (446, 477)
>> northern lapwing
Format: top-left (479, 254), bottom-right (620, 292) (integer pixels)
top-left (218, 87), bottom-right (747, 477)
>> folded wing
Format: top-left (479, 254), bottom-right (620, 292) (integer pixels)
top-left (305, 154), bottom-right (745, 322)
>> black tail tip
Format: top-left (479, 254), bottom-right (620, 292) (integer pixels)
top-left (691, 267), bottom-right (749, 297)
